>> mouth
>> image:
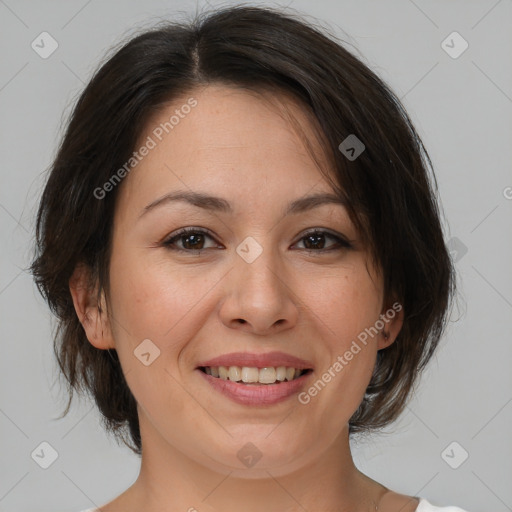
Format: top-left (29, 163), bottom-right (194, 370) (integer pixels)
top-left (198, 366), bottom-right (313, 385)
top-left (195, 351), bottom-right (315, 404)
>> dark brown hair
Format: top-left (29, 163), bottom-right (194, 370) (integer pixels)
top-left (31, 5), bottom-right (455, 456)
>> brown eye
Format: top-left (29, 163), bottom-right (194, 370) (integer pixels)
top-left (162, 228), bottom-right (352, 255)
top-left (163, 228), bottom-right (218, 253)
top-left (294, 230), bottom-right (352, 252)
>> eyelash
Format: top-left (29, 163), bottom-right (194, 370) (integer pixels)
top-left (162, 227), bottom-right (352, 255)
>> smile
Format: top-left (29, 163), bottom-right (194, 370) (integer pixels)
top-left (199, 365), bottom-right (312, 384)
top-left (197, 367), bottom-right (314, 406)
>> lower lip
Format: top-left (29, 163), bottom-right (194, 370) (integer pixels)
top-left (196, 369), bottom-right (312, 405)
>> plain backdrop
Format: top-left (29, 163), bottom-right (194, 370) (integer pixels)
top-left (1, 1), bottom-right (511, 511)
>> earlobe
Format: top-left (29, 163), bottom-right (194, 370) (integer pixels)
top-left (377, 302), bottom-right (404, 350)
top-left (69, 263), bottom-right (115, 350)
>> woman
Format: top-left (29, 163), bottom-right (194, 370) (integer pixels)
top-left (31, 5), bottom-right (468, 512)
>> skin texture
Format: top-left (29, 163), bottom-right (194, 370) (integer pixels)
top-left (69, 85), bottom-right (418, 512)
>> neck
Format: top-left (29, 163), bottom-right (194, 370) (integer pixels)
top-left (119, 412), bottom-right (386, 512)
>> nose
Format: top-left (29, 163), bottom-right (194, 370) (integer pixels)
top-left (218, 243), bottom-right (300, 336)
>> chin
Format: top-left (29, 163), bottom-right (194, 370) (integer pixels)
top-left (192, 434), bottom-right (318, 478)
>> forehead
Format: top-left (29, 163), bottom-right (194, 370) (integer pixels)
top-left (118, 84), bottom-right (338, 215)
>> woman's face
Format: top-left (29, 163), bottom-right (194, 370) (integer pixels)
top-left (88, 85), bottom-right (400, 476)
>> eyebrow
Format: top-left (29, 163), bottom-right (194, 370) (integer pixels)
top-left (139, 190), bottom-right (347, 219)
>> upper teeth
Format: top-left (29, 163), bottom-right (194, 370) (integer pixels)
top-left (204, 366), bottom-right (304, 384)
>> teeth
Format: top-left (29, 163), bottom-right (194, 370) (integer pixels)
top-left (241, 367), bottom-right (259, 383)
top-left (259, 367), bottom-right (276, 384)
top-left (276, 366), bottom-right (287, 381)
top-left (228, 366), bottom-right (241, 381)
top-left (203, 365), bottom-right (307, 384)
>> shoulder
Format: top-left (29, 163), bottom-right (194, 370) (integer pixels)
top-left (416, 498), bottom-right (470, 512)
top-left (378, 490), bottom-right (469, 512)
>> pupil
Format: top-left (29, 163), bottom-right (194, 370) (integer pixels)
top-left (184, 233), bottom-right (203, 249)
top-left (305, 234), bottom-right (324, 249)
top-left (182, 233), bottom-right (326, 251)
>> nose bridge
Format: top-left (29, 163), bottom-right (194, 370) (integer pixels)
top-left (234, 234), bottom-right (284, 300)
top-left (220, 234), bottom-right (299, 333)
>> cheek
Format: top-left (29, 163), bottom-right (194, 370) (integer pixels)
top-left (106, 252), bottom-right (206, 414)
top-left (301, 267), bottom-right (381, 412)
top-left (108, 248), bottom-right (209, 343)
top-left (306, 264), bottom-right (382, 343)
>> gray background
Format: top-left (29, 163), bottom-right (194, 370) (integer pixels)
top-left (1, 1), bottom-right (511, 511)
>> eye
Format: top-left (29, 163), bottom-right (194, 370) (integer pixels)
top-left (293, 229), bottom-right (352, 253)
top-left (162, 227), bottom-right (219, 253)
top-left (162, 227), bottom-right (352, 255)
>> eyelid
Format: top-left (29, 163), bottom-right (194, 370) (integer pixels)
top-left (294, 228), bottom-right (353, 250)
top-left (162, 226), bottom-right (353, 253)
top-left (162, 226), bottom-right (219, 249)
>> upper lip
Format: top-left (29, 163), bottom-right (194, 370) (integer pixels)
top-left (197, 351), bottom-right (314, 369)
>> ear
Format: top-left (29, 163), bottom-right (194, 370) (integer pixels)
top-left (69, 263), bottom-right (115, 350)
top-left (377, 301), bottom-right (404, 350)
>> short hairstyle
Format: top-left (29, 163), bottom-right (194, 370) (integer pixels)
top-left (31, 5), bottom-right (455, 455)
